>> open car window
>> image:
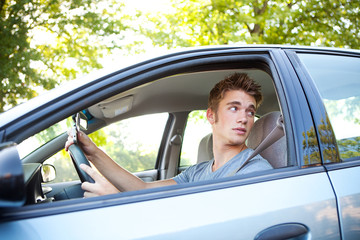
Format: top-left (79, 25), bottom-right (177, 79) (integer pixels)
top-left (91, 113), bottom-right (169, 173)
top-left (180, 110), bottom-right (211, 167)
top-left (44, 113), bottom-right (169, 183)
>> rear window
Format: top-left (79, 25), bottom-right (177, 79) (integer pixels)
top-left (298, 53), bottom-right (360, 161)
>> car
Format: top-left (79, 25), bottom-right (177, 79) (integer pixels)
top-left (0, 45), bottom-right (359, 239)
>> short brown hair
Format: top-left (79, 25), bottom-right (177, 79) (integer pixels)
top-left (208, 72), bottom-right (263, 113)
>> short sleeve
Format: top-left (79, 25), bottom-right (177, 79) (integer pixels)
top-left (237, 156), bottom-right (273, 175)
top-left (172, 165), bottom-right (192, 184)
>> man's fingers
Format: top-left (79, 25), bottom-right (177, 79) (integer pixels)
top-left (81, 181), bottom-right (92, 191)
top-left (75, 131), bottom-right (88, 144)
top-left (81, 181), bottom-right (96, 192)
top-left (80, 164), bottom-right (101, 182)
top-left (80, 166), bottom-right (120, 198)
top-left (81, 182), bottom-right (99, 198)
top-left (64, 139), bottom-right (74, 151)
top-left (83, 191), bottom-right (98, 198)
top-left (65, 129), bottom-right (75, 151)
top-left (65, 129), bottom-right (84, 151)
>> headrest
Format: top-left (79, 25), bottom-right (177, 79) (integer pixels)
top-left (247, 112), bottom-right (282, 149)
top-left (247, 111), bottom-right (287, 168)
top-left (197, 133), bottom-right (213, 164)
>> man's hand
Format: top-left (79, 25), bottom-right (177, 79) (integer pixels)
top-left (65, 130), bottom-right (97, 158)
top-left (80, 164), bottom-right (120, 198)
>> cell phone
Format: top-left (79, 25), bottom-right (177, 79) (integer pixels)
top-left (72, 113), bottom-right (80, 144)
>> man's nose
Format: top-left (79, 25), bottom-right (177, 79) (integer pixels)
top-left (236, 111), bottom-right (248, 123)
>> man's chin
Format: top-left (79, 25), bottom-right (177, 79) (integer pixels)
top-left (228, 139), bottom-right (247, 147)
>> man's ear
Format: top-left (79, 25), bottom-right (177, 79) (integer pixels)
top-left (206, 108), bottom-right (215, 124)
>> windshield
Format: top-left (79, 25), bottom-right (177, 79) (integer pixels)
top-left (17, 117), bottom-right (72, 159)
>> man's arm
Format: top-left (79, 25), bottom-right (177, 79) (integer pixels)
top-left (65, 130), bottom-right (176, 196)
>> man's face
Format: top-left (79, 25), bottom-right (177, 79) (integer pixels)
top-left (207, 89), bottom-right (256, 147)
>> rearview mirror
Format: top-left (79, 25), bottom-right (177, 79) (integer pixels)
top-left (72, 112), bottom-right (89, 144)
top-left (72, 111), bottom-right (88, 131)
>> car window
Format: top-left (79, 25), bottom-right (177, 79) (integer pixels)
top-left (42, 113), bottom-right (169, 183)
top-left (18, 117), bottom-right (72, 159)
top-left (44, 151), bottom-right (79, 183)
top-left (18, 117), bottom-right (79, 183)
top-left (180, 110), bottom-right (212, 167)
top-left (94, 113), bottom-right (169, 172)
top-left (298, 53), bottom-right (360, 161)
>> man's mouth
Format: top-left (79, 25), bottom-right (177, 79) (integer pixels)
top-left (233, 127), bottom-right (247, 135)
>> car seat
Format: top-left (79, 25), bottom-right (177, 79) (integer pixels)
top-left (197, 111), bottom-right (287, 168)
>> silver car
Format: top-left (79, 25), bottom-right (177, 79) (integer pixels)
top-left (0, 45), bottom-right (359, 239)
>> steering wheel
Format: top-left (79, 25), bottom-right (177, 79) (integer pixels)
top-left (68, 144), bottom-right (95, 183)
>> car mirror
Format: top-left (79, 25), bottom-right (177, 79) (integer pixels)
top-left (72, 111), bottom-right (88, 131)
top-left (0, 142), bottom-right (25, 207)
top-left (41, 164), bottom-right (56, 183)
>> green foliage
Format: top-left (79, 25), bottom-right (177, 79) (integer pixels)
top-left (302, 115), bottom-right (351, 165)
top-left (338, 137), bottom-right (360, 159)
top-left (0, 0), bottom-right (130, 112)
top-left (188, 110), bottom-right (208, 124)
top-left (91, 121), bottom-right (158, 173)
top-left (89, 129), bottom-right (108, 147)
top-left (302, 126), bottom-right (321, 165)
top-left (139, 0), bottom-right (359, 49)
top-left (318, 116), bottom-right (340, 163)
top-left (180, 156), bottom-right (192, 167)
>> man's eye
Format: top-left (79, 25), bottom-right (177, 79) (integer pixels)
top-left (247, 111), bottom-right (255, 117)
top-left (230, 106), bottom-right (237, 111)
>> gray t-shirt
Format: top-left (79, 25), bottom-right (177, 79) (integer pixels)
top-left (173, 148), bottom-right (272, 184)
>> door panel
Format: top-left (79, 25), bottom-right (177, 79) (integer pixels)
top-left (134, 169), bottom-right (158, 182)
top-left (2, 171), bottom-right (339, 239)
top-left (327, 165), bottom-right (360, 239)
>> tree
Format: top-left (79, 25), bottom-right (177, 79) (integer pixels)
top-left (93, 119), bottom-right (159, 173)
top-left (337, 137), bottom-right (360, 159)
top-left (0, 0), bottom-right (130, 112)
top-left (318, 116), bottom-right (340, 163)
top-left (139, 0), bottom-right (359, 49)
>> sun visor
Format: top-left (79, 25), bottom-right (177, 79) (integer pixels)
top-left (98, 95), bottom-right (134, 118)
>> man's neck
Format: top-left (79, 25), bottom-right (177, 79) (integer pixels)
top-left (212, 143), bottom-right (247, 172)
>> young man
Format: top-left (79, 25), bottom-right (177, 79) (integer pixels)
top-left (65, 73), bottom-right (272, 197)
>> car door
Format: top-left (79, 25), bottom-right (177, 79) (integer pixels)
top-left (288, 49), bottom-right (360, 239)
top-left (0, 47), bottom-right (342, 239)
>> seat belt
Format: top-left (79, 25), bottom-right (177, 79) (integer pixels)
top-left (228, 114), bottom-right (284, 176)
top-left (165, 134), bottom-right (182, 179)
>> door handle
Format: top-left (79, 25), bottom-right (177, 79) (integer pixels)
top-left (255, 223), bottom-right (310, 240)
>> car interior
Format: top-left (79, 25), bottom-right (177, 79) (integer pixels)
top-left (20, 66), bottom-right (292, 205)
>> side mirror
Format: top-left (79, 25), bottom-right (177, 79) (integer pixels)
top-left (0, 142), bottom-right (25, 207)
top-left (41, 164), bottom-right (56, 183)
